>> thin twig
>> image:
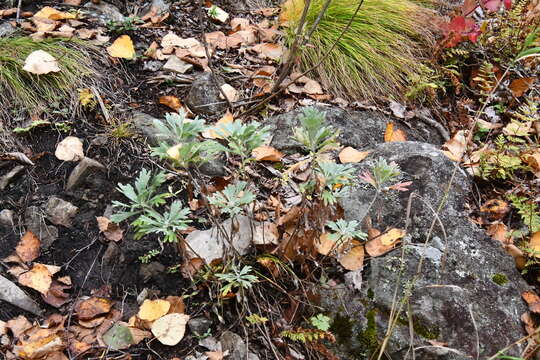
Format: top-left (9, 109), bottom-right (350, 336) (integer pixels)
top-left (16, 0), bottom-right (22, 23)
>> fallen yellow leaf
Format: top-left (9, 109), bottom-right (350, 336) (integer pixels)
top-left (202, 111), bottom-right (234, 139)
top-left (107, 35), bottom-right (136, 59)
top-left (18, 263), bottom-right (53, 294)
top-left (138, 299), bottom-right (171, 321)
top-left (34, 6), bottom-right (76, 20)
top-left (338, 240), bottom-right (365, 271)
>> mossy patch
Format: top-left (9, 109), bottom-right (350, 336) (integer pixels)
top-left (397, 315), bottom-right (440, 340)
top-left (492, 273), bottom-right (508, 286)
top-left (330, 313), bottom-right (354, 346)
top-left (357, 309), bottom-right (379, 353)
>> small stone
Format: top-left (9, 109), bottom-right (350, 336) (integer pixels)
top-left (163, 56), bottom-right (193, 74)
top-left (139, 262), bottom-right (165, 283)
top-left (102, 242), bottom-right (122, 266)
top-left (83, 1), bottom-right (125, 25)
top-left (0, 209), bottom-right (15, 227)
top-left (186, 72), bottom-right (227, 116)
top-left (220, 331), bottom-right (260, 360)
top-left (0, 22), bottom-right (16, 38)
top-left (66, 157), bottom-right (106, 191)
top-left (188, 317), bottom-right (212, 336)
top-left (132, 112), bottom-right (175, 146)
top-left (25, 206), bottom-right (58, 250)
top-left (197, 157), bottom-right (226, 177)
top-left (45, 196), bottom-right (78, 227)
top-left (141, 0), bottom-right (170, 16)
top-left (143, 60), bottom-right (163, 72)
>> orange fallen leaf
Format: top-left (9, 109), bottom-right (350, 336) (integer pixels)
top-left (486, 223), bottom-right (509, 244)
top-left (16, 231), bottom-right (41, 262)
top-left (75, 297), bottom-right (112, 320)
top-left (509, 77), bottom-right (536, 97)
top-left (34, 6), bottom-right (75, 20)
top-left (339, 147), bottom-right (369, 163)
top-left (107, 35), bottom-right (135, 59)
top-left (250, 43), bottom-right (283, 60)
top-left (384, 122), bottom-right (407, 142)
top-left (338, 240), bottom-right (365, 271)
top-left (529, 231), bottom-right (540, 258)
top-left (365, 228), bottom-right (402, 257)
top-left (138, 299), bottom-right (171, 321)
top-left (165, 296), bottom-right (185, 314)
top-left (252, 146), bottom-right (283, 162)
top-left (18, 263), bottom-right (54, 294)
top-left (524, 151), bottom-right (540, 178)
top-left (480, 199), bottom-right (510, 220)
top-left (316, 232), bottom-right (336, 256)
top-left (159, 95), bottom-right (183, 112)
top-left (522, 290), bottom-right (540, 314)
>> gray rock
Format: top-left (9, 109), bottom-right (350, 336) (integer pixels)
top-left (140, 0), bottom-right (171, 16)
top-left (102, 241), bottom-right (123, 266)
top-left (0, 165), bottom-right (24, 190)
top-left (198, 157), bottom-right (227, 177)
top-left (143, 60), bottom-right (163, 72)
top-left (188, 317), bottom-right (212, 336)
top-left (320, 141), bottom-right (528, 359)
top-left (220, 331), bottom-right (260, 360)
top-left (186, 72), bottom-right (227, 116)
top-left (25, 206), bottom-right (58, 250)
top-left (0, 275), bottom-right (42, 316)
top-left (45, 196), bottom-right (78, 227)
top-left (267, 106), bottom-right (445, 153)
top-left (132, 112), bottom-right (174, 146)
top-left (0, 22), bottom-right (16, 38)
top-left (83, 1), bottom-right (125, 25)
top-left (0, 209), bottom-right (15, 227)
top-left (184, 215), bottom-right (254, 264)
top-left (66, 157), bottom-right (106, 191)
top-left (163, 56), bottom-right (193, 74)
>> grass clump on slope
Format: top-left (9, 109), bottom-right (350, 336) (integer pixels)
top-left (281, 0), bottom-right (439, 101)
top-left (0, 36), bottom-right (98, 121)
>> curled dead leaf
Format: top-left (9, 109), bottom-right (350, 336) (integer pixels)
top-left (442, 130), bottom-right (467, 162)
top-left (18, 263), bottom-right (54, 295)
top-left (75, 297), bottom-right (112, 320)
top-left (96, 216), bottom-right (123, 242)
top-left (339, 147), bottom-right (369, 163)
top-left (252, 146), bottom-right (283, 162)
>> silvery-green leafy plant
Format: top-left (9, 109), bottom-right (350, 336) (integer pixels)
top-left (316, 161), bottom-right (356, 206)
top-left (293, 107), bottom-right (339, 155)
top-left (150, 111), bottom-right (224, 169)
top-left (215, 265), bottom-right (258, 296)
top-left (359, 158), bottom-right (402, 190)
top-left (213, 120), bottom-right (271, 167)
top-left (208, 181), bottom-right (256, 217)
top-left (326, 219), bottom-right (367, 246)
top-left (111, 170), bottom-right (191, 245)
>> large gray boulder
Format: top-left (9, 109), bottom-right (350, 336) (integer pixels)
top-left (267, 106), bottom-right (445, 153)
top-left (320, 141), bottom-right (528, 359)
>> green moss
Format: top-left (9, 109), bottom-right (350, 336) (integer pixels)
top-left (357, 309), bottom-right (379, 353)
top-left (367, 288), bottom-right (374, 300)
top-left (492, 273), bottom-right (508, 286)
top-left (330, 313), bottom-right (354, 346)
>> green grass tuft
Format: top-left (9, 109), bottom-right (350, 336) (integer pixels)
top-left (282, 0), bottom-right (439, 100)
top-left (0, 36), bottom-right (98, 121)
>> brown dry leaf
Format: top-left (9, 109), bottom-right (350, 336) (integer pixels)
top-left (521, 312), bottom-right (536, 336)
top-left (107, 35), bottom-right (135, 59)
top-left (129, 327), bottom-right (152, 345)
top-left (230, 17), bottom-right (250, 30)
top-left (509, 77), bottom-right (536, 97)
top-left (252, 146), bottom-right (283, 162)
top-left (250, 43), bottom-right (283, 60)
top-left (151, 313), bottom-right (190, 346)
top-left (159, 95), bottom-right (183, 112)
top-left (205, 31), bottom-right (227, 50)
top-left (303, 79), bottom-right (323, 95)
top-left (7, 315), bottom-right (33, 338)
top-left (75, 297), bottom-right (112, 320)
top-left (0, 8), bottom-right (17, 17)
top-left (16, 231), bottom-right (41, 262)
top-left (365, 228), bottom-right (402, 257)
top-left (34, 6), bottom-right (75, 20)
top-left (55, 136), bottom-right (84, 161)
top-left (442, 130), bottom-right (467, 162)
top-left (14, 331), bottom-right (64, 360)
top-left (42, 280), bottom-right (71, 308)
top-left (32, 17), bottom-right (58, 32)
top-left (255, 7), bottom-right (280, 16)
top-left (165, 296), bottom-right (185, 314)
top-left (529, 231), bottom-right (540, 258)
top-left (506, 244), bottom-right (526, 270)
top-left (522, 290), bottom-right (540, 314)
top-left (252, 222), bottom-right (279, 245)
top-left (316, 233), bottom-right (336, 256)
top-left (202, 111), bottom-right (234, 139)
top-left (23, 50), bottom-right (61, 75)
top-left (338, 241), bottom-right (365, 271)
top-left (384, 122), bottom-right (407, 142)
top-left (206, 351), bottom-right (226, 360)
top-left (480, 199), bottom-right (510, 220)
top-left (78, 316), bottom-right (106, 329)
top-left (339, 147), bottom-right (369, 163)
top-left (95, 216), bottom-right (123, 242)
top-left (486, 223), bottom-right (509, 244)
top-left (18, 263), bottom-right (54, 294)
top-left (503, 121), bottom-right (532, 136)
top-left (76, 28), bottom-right (96, 40)
top-left (138, 299), bottom-right (171, 321)
top-left (524, 151), bottom-right (540, 178)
